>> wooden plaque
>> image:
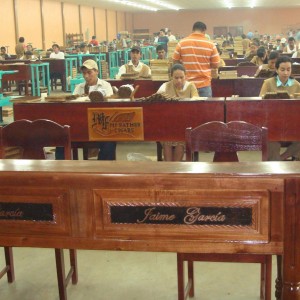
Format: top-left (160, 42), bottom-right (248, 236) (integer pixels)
top-left (94, 189), bottom-right (270, 242)
top-left (87, 107), bottom-right (144, 141)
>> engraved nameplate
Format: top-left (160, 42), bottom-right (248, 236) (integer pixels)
top-left (0, 202), bottom-right (53, 221)
top-left (110, 206), bottom-right (252, 226)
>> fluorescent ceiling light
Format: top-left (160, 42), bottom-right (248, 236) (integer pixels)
top-left (114, 0), bottom-right (157, 11)
top-left (143, 0), bottom-right (181, 10)
top-left (225, 0), bottom-right (232, 8)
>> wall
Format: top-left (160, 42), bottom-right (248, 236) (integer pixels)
top-left (132, 8), bottom-right (300, 38)
top-left (0, 0), bottom-right (15, 53)
top-left (0, 0), bottom-right (132, 51)
top-left (43, 0), bottom-right (63, 49)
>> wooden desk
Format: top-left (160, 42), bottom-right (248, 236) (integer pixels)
top-left (212, 78), bottom-right (265, 97)
top-left (226, 98), bottom-right (300, 140)
top-left (13, 99), bottom-right (225, 142)
top-left (0, 160), bottom-right (300, 300)
top-left (0, 64), bottom-right (31, 95)
top-left (107, 78), bottom-right (265, 98)
top-left (42, 59), bottom-right (66, 90)
top-left (108, 79), bottom-right (164, 98)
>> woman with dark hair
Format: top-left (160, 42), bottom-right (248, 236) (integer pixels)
top-left (255, 51), bottom-right (279, 77)
top-left (157, 64), bottom-right (198, 161)
top-left (259, 56), bottom-right (300, 160)
top-left (251, 46), bottom-right (268, 66)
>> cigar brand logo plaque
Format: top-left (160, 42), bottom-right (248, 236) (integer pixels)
top-left (88, 108), bottom-right (144, 141)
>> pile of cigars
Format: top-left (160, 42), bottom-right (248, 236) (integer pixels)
top-left (135, 92), bottom-right (180, 102)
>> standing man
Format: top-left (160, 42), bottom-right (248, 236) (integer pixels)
top-left (172, 21), bottom-right (220, 97)
top-left (15, 37), bottom-right (25, 59)
top-left (158, 29), bottom-right (169, 52)
top-left (241, 34), bottom-right (251, 55)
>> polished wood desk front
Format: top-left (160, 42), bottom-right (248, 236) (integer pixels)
top-left (226, 98), bottom-right (300, 141)
top-left (13, 99), bottom-right (224, 141)
top-left (0, 160), bottom-right (300, 299)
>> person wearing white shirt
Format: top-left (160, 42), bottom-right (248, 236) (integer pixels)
top-left (72, 59), bottom-right (116, 160)
top-left (168, 30), bottom-right (176, 42)
top-left (73, 60), bottom-right (113, 97)
top-left (116, 46), bottom-right (151, 79)
top-left (49, 44), bottom-right (65, 59)
top-left (283, 37), bottom-right (298, 54)
top-left (79, 44), bottom-right (90, 54)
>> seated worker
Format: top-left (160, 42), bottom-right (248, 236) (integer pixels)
top-left (89, 35), bottom-right (99, 46)
top-left (259, 56), bottom-right (300, 161)
top-left (79, 43), bottom-right (89, 54)
top-left (292, 48), bottom-right (300, 58)
top-left (50, 44), bottom-right (65, 59)
top-left (250, 46), bottom-right (268, 66)
top-left (156, 44), bottom-right (166, 59)
top-left (73, 59), bottom-right (116, 160)
top-left (157, 64), bottom-right (198, 162)
top-left (244, 42), bottom-right (259, 61)
top-left (116, 46), bottom-right (151, 79)
top-left (255, 51), bottom-right (279, 77)
top-left (279, 38), bottom-right (287, 51)
top-left (283, 37), bottom-right (298, 54)
top-left (273, 38), bottom-right (282, 51)
top-left (0, 46), bottom-right (10, 60)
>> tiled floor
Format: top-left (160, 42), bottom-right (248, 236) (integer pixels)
top-left (0, 248), bottom-right (278, 300)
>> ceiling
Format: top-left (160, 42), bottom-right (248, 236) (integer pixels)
top-left (56, 0), bottom-right (300, 12)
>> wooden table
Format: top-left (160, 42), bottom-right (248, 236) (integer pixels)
top-left (108, 78), bottom-right (265, 98)
top-left (0, 64), bottom-right (31, 95)
top-left (0, 160), bottom-right (299, 300)
top-left (108, 79), bottom-right (164, 98)
top-left (226, 98), bottom-right (300, 140)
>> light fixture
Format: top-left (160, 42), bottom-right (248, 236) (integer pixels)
top-left (113, 0), bottom-right (157, 11)
top-left (143, 0), bottom-right (180, 10)
top-left (249, 0), bottom-right (256, 8)
top-left (224, 0), bottom-right (232, 9)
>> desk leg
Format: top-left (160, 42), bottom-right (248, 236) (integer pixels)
top-left (36, 66), bottom-right (40, 96)
top-left (30, 67), bottom-right (36, 96)
top-left (55, 249), bottom-right (68, 300)
top-left (282, 179), bottom-right (300, 299)
top-left (25, 80), bottom-right (29, 95)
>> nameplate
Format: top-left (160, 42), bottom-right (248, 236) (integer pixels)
top-left (88, 107), bottom-right (144, 141)
top-left (0, 202), bottom-right (53, 221)
top-left (110, 206), bottom-right (251, 226)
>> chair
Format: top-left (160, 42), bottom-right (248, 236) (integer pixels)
top-left (0, 119), bottom-right (78, 300)
top-left (178, 121), bottom-right (272, 300)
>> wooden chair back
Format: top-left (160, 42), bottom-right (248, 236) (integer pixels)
top-left (0, 119), bottom-right (71, 159)
top-left (185, 121), bottom-right (268, 162)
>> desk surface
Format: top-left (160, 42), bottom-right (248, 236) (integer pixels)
top-left (0, 160), bottom-right (299, 299)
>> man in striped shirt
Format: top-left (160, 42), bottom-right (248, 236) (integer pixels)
top-left (173, 22), bottom-right (220, 97)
